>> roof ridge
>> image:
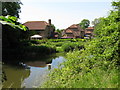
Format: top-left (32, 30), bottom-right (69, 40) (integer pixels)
top-left (26, 21), bottom-right (47, 23)
top-left (24, 21), bottom-right (49, 30)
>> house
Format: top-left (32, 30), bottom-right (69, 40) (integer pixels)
top-left (85, 27), bottom-right (94, 38)
top-left (24, 19), bottom-right (55, 39)
top-left (62, 24), bottom-right (85, 38)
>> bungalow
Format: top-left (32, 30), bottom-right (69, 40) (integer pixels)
top-left (24, 19), bottom-right (55, 39)
top-left (62, 24), bottom-right (85, 38)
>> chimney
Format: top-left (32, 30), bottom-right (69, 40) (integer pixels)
top-left (48, 19), bottom-right (51, 25)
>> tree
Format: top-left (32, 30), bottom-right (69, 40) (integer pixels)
top-left (92, 18), bottom-right (101, 26)
top-left (79, 19), bottom-right (90, 29)
top-left (1, 15), bottom-right (27, 47)
top-left (2, 1), bottom-right (22, 18)
top-left (0, 15), bottom-right (28, 60)
top-left (55, 29), bottom-right (64, 38)
top-left (112, 0), bottom-right (120, 10)
top-left (51, 24), bottom-right (56, 30)
top-left (112, 0), bottom-right (120, 22)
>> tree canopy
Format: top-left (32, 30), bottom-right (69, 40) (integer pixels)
top-left (2, 1), bottom-right (22, 18)
top-left (92, 18), bottom-right (101, 26)
top-left (112, 0), bottom-right (120, 10)
top-left (55, 29), bottom-right (64, 38)
top-left (79, 19), bottom-right (90, 29)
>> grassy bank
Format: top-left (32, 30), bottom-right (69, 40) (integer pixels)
top-left (41, 38), bottom-right (119, 88)
top-left (41, 50), bottom-right (118, 88)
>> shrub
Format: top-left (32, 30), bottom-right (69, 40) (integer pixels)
top-left (23, 45), bottom-right (56, 57)
top-left (61, 42), bottom-right (84, 52)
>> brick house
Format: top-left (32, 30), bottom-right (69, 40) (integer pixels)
top-left (62, 24), bottom-right (85, 38)
top-left (24, 19), bottom-right (55, 38)
top-left (85, 27), bottom-right (94, 38)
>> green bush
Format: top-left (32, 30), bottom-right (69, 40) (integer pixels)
top-left (29, 39), bottom-right (85, 53)
top-left (23, 45), bottom-right (56, 57)
top-left (61, 42), bottom-right (84, 52)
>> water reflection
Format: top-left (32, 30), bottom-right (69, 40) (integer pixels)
top-left (25, 61), bottom-right (47, 68)
top-left (2, 65), bottom-right (30, 88)
top-left (47, 64), bottom-right (51, 70)
top-left (2, 53), bottom-right (66, 88)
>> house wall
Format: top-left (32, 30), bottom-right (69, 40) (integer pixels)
top-left (45, 25), bottom-right (55, 38)
top-left (63, 24), bottom-right (86, 39)
top-left (29, 25), bottom-right (55, 39)
top-left (85, 29), bottom-right (94, 36)
top-left (29, 30), bottom-right (46, 38)
top-left (66, 33), bottom-right (74, 37)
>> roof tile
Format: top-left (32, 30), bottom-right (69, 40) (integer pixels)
top-left (86, 27), bottom-right (94, 30)
top-left (24, 21), bottom-right (49, 30)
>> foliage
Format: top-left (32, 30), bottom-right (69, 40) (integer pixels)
top-left (28, 39), bottom-right (86, 53)
top-left (41, 0), bottom-right (119, 88)
top-left (23, 45), bottom-right (56, 57)
top-left (42, 50), bottom-right (118, 88)
top-left (51, 24), bottom-right (56, 30)
top-left (112, 0), bottom-right (120, 10)
top-left (0, 15), bottom-right (27, 31)
top-left (1, 16), bottom-right (29, 60)
top-left (92, 18), bottom-right (101, 27)
top-left (2, 1), bottom-right (22, 18)
top-left (55, 29), bottom-right (64, 38)
top-left (79, 19), bottom-right (90, 29)
top-left (1, 15), bottom-right (28, 47)
top-left (61, 42), bottom-right (84, 52)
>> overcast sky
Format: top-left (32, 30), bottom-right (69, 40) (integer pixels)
top-left (19, 0), bottom-right (113, 29)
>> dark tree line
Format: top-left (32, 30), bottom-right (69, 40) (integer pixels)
top-left (2, 1), bottom-right (22, 18)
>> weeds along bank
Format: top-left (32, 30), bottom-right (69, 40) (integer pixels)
top-left (41, 1), bottom-right (119, 88)
top-left (41, 38), bottom-right (118, 88)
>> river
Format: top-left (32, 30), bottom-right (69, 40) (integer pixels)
top-left (2, 53), bottom-right (66, 88)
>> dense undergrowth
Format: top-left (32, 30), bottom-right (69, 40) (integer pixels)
top-left (24, 38), bottom-right (85, 55)
top-left (41, 1), bottom-right (119, 88)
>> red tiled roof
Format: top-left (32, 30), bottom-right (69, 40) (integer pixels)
top-left (85, 31), bottom-right (92, 33)
top-left (86, 27), bottom-right (94, 30)
top-left (68, 24), bottom-right (78, 29)
top-left (24, 21), bottom-right (49, 30)
top-left (65, 29), bottom-right (73, 33)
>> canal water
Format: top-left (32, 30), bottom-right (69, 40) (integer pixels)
top-left (2, 53), bottom-right (66, 88)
